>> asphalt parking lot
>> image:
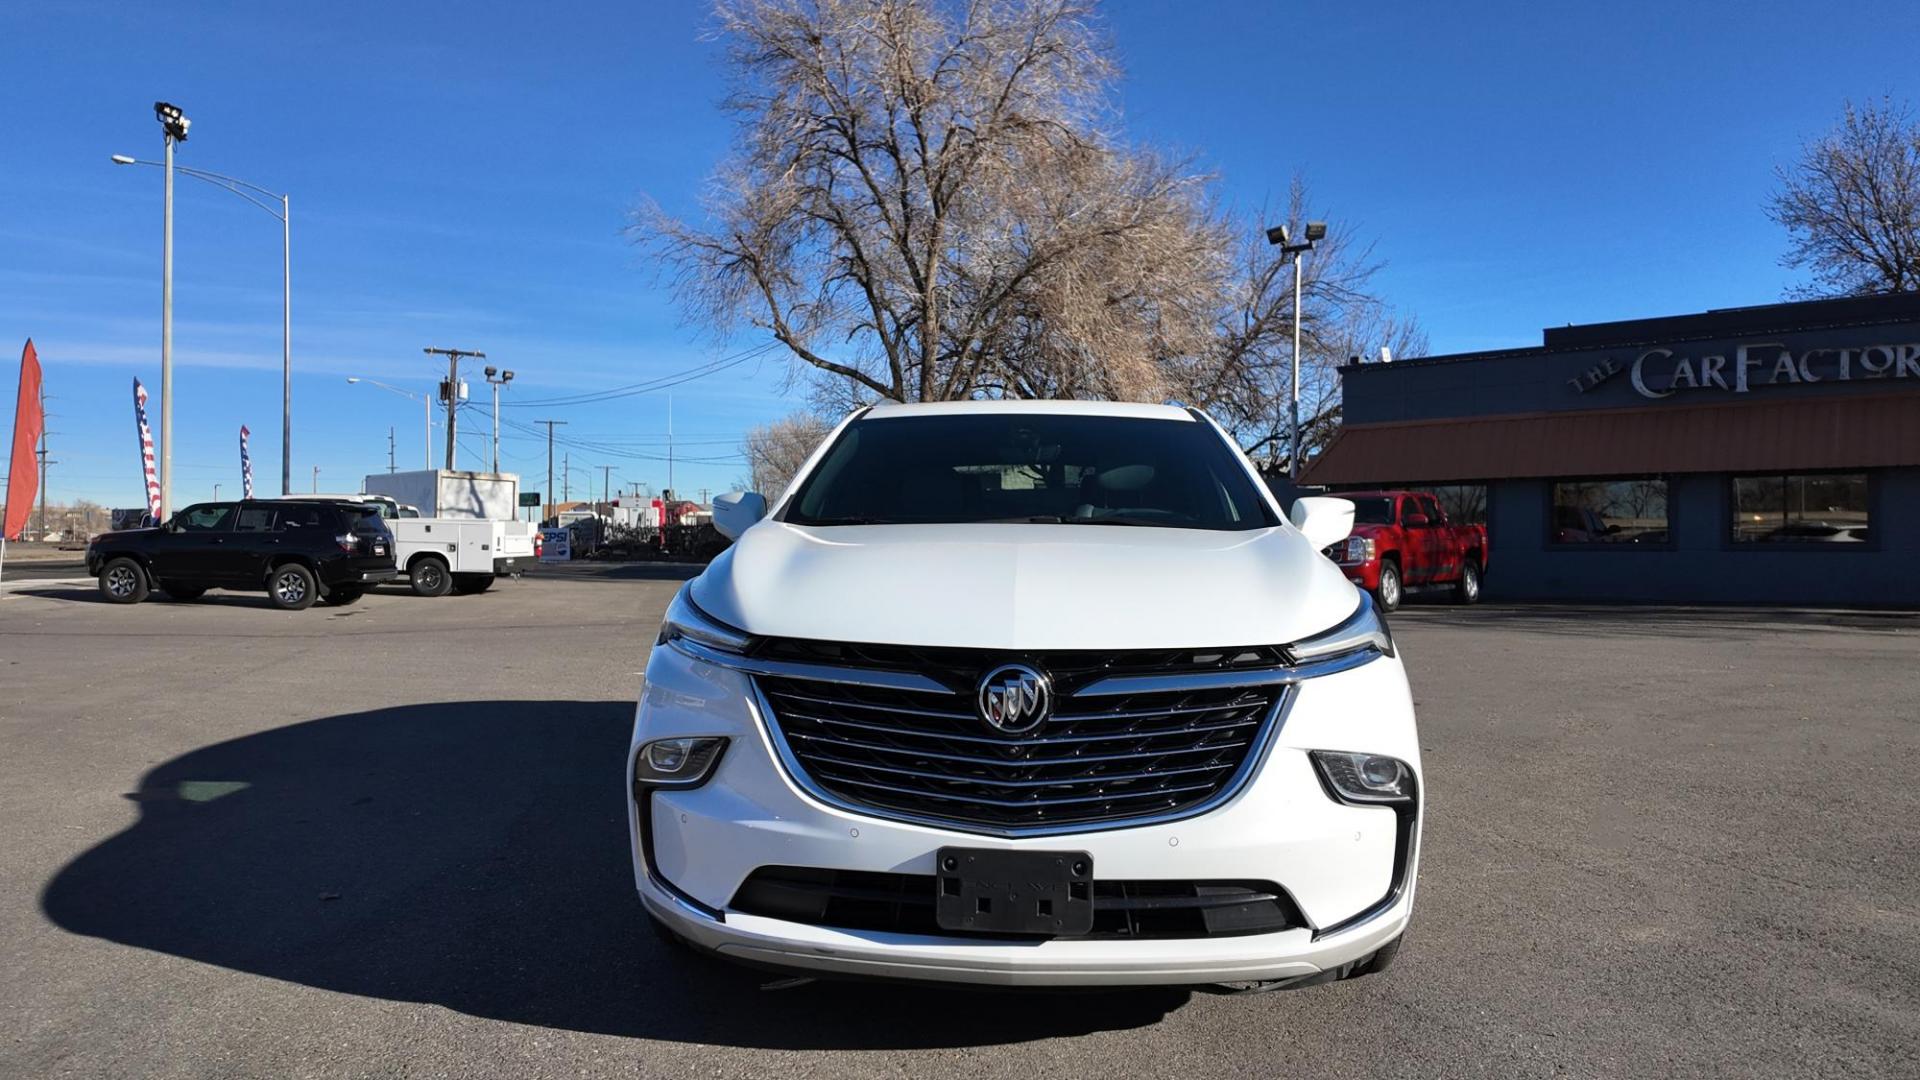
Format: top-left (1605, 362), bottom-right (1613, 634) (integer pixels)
top-left (0, 570), bottom-right (1915, 1079)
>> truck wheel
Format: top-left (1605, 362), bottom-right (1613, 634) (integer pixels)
top-left (410, 556), bottom-right (453, 597)
top-left (161, 585), bottom-right (206, 602)
top-left (1374, 559), bottom-right (1403, 613)
top-left (1454, 559), bottom-right (1482, 605)
top-left (98, 558), bottom-right (150, 604)
top-left (268, 563), bottom-right (319, 610)
top-left (451, 573), bottom-right (494, 595)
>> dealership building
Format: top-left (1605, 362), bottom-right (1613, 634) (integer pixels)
top-left (1303, 292), bottom-right (1920, 605)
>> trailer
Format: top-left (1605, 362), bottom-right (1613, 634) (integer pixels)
top-left (361, 470), bottom-right (520, 521)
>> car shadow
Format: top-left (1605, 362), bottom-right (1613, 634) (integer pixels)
top-left (40, 700), bottom-right (1186, 1047)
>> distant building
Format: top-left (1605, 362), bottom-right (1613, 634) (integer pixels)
top-left (1305, 293), bottom-right (1920, 605)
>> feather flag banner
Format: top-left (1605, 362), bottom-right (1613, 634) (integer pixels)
top-left (134, 378), bottom-right (162, 524)
top-left (240, 425), bottom-right (255, 499)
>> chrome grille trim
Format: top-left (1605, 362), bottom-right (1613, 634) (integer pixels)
top-left (749, 674), bottom-right (1297, 837)
top-left (669, 638), bottom-right (950, 694)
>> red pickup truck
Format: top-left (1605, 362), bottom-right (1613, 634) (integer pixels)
top-left (1320, 490), bottom-right (1488, 611)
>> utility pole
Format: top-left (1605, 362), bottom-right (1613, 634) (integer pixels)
top-left (311, 465), bottom-right (319, 493)
top-left (214, 483), bottom-right (222, 502)
top-left (424, 346), bottom-right (485, 472)
top-left (563, 451), bottom-right (570, 502)
top-left (534, 419), bottom-right (566, 523)
top-left (599, 465), bottom-right (614, 511)
top-left (666, 392), bottom-right (674, 498)
top-left (388, 427), bottom-right (396, 473)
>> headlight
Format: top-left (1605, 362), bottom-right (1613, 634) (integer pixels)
top-left (633, 736), bottom-right (728, 790)
top-left (1324, 536), bottom-right (1375, 564)
top-left (1286, 590), bottom-right (1394, 663)
top-left (658, 586), bottom-right (753, 655)
top-left (1310, 750), bottom-right (1414, 804)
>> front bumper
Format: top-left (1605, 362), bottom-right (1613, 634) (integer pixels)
top-left (629, 642), bottom-right (1421, 987)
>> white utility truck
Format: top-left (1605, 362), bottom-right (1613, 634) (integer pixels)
top-left (285, 485), bottom-right (537, 597)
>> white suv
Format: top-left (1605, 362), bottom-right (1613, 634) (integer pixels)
top-left (630, 400), bottom-right (1420, 989)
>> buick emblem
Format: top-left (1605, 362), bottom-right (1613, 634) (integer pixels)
top-left (977, 663), bottom-right (1052, 734)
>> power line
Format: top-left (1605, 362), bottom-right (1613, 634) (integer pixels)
top-left (500, 342), bottom-right (777, 408)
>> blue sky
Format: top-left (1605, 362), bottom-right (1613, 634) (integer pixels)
top-left (4, 0), bottom-right (1918, 509)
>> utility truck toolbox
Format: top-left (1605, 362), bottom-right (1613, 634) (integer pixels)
top-left (630, 400), bottom-right (1421, 990)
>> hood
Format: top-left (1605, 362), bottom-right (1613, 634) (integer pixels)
top-left (691, 521), bottom-right (1362, 652)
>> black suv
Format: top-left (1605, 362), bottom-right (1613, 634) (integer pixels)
top-left (87, 499), bottom-right (400, 610)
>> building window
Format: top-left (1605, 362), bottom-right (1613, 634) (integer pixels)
top-left (1550, 479), bottom-right (1669, 545)
top-left (1730, 473), bottom-right (1870, 544)
top-left (1427, 485), bottom-right (1487, 526)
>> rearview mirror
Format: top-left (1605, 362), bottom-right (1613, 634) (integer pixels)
top-left (1290, 496), bottom-right (1355, 551)
top-left (1404, 513), bottom-right (1430, 528)
top-left (711, 491), bottom-right (768, 540)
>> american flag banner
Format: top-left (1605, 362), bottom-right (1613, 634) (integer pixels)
top-left (240, 425), bottom-right (254, 499)
top-left (133, 378), bottom-right (162, 523)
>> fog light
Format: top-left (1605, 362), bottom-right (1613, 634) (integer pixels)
top-left (1310, 750), bottom-right (1414, 804)
top-left (634, 737), bottom-right (727, 790)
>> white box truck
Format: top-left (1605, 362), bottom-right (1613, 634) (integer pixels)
top-left (362, 470), bottom-right (520, 521)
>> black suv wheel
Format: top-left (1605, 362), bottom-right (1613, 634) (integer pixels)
top-left (98, 558), bottom-right (150, 604)
top-left (268, 563), bottom-right (319, 610)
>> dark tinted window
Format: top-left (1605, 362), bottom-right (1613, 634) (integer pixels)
top-left (275, 505), bottom-right (326, 531)
top-left (347, 506), bottom-right (389, 533)
top-left (785, 413), bottom-right (1277, 530)
top-left (1416, 496), bottom-right (1443, 523)
top-left (234, 507), bottom-right (276, 533)
top-left (1348, 497), bottom-right (1395, 525)
top-left (176, 504), bottom-right (236, 532)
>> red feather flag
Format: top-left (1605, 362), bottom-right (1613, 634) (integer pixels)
top-left (3, 340), bottom-right (44, 541)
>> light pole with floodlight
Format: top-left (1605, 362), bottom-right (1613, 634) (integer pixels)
top-left (347, 378), bottom-right (434, 470)
top-left (483, 367), bottom-right (515, 474)
top-left (113, 150), bottom-right (292, 497)
top-left (1264, 219), bottom-right (1328, 479)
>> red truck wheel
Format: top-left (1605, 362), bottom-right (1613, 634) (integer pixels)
top-left (1454, 560), bottom-right (1482, 605)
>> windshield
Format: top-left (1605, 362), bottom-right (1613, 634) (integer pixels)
top-left (783, 413), bottom-right (1278, 530)
top-left (1349, 497), bottom-right (1395, 525)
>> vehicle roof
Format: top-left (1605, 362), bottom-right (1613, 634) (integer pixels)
top-left (860, 399), bottom-right (1196, 421)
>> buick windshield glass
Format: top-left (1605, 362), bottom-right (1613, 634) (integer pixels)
top-left (783, 413), bottom-right (1280, 530)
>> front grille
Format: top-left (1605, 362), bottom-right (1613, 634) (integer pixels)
top-left (732, 866), bottom-right (1306, 939)
top-left (752, 639), bottom-right (1286, 832)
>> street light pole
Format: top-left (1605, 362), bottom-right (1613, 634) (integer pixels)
top-left (345, 377), bottom-right (434, 469)
top-left (114, 135), bottom-right (290, 498)
top-left (1264, 220), bottom-right (1328, 480)
top-left (483, 367), bottom-right (515, 474)
top-left (160, 117), bottom-right (178, 519)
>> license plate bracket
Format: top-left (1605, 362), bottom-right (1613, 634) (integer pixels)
top-left (934, 847), bottom-right (1094, 936)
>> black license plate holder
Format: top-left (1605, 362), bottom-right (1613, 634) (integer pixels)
top-left (934, 847), bottom-right (1094, 936)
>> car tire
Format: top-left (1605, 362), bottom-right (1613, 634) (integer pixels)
top-left (409, 556), bottom-right (453, 598)
top-left (160, 585), bottom-right (206, 602)
top-left (267, 563), bottom-right (319, 610)
top-left (325, 587), bottom-right (364, 606)
top-left (1374, 559), bottom-right (1403, 613)
top-left (98, 558), bottom-right (150, 604)
top-left (451, 573), bottom-right (494, 595)
top-left (1454, 559), bottom-right (1482, 605)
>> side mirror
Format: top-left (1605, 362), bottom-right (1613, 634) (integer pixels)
top-left (1404, 513), bottom-right (1430, 528)
top-left (1290, 496), bottom-right (1355, 551)
top-left (710, 491), bottom-right (768, 540)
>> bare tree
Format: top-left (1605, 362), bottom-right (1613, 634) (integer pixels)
top-left (744, 412), bottom-right (835, 498)
top-left (644, 0), bottom-right (1421, 471)
top-left (1769, 97), bottom-right (1920, 296)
